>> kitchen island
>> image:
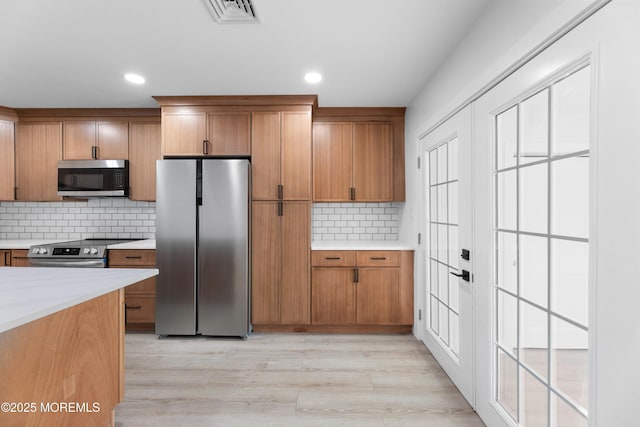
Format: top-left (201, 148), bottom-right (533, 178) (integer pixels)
top-left (0, 267), bottom-right (158, 426)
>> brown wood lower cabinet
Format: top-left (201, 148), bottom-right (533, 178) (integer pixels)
top-left (0, 250), bottom-right (10, 266)
top-left (108, 249), bottom-right (156, 331)
top-left (311, 250), bottom-right (413, 330)
top-left (10, 249), bottom-right (29, 267)
top-left (252, 201), bottom-right (310, 326)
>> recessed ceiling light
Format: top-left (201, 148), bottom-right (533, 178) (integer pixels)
top-left (124, 73), bottom-right (145, 84)
top-left (304, 72), bottom-right (322, 84)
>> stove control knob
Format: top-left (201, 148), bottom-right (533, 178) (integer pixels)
top-left (40, 248), bottom-right (48, 254)
top-left (83, 248), bottom-right (91, 254)
top-left (32, 248), bottom-right (40, 254)
top-left (90, 248), bottom-right (98, 255)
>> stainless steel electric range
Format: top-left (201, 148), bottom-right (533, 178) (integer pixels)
top-left (28, 239), bottom-right (137, 268)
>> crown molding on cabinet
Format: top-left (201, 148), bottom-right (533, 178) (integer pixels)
top-left (313, 107), bottom-right (406, 122)
top-left (0, 106), bottom-right (18, 121)
top-left (14, 108), bottom-right (161, 121)
top-left (152, 95), bottom-right (318, 110)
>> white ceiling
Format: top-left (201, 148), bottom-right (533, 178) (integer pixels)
top-left (0, 0), bottom-right (491, 109)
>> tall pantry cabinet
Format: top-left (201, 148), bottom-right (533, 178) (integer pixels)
top-left (0, 118), bottom-right (15, 201)
top-left (250, 105), bottom-right (313, 327)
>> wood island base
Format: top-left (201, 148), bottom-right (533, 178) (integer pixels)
top-left (0, 289), bottom-right (124, 427)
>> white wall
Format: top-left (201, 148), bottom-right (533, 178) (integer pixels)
top-left (403, 1), bottom-right (640, 425)
top-left (401, 0), bottom-right (595, 243)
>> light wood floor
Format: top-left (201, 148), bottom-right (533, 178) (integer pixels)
top-left (115, 333), bottom-right (485, 426)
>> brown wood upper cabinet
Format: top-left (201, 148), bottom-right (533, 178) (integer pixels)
top-left (63, 121), bottom-right (129, 160)
top-left (128, 122), bottom-right (161, 201)
top-left (252, 110), bottom-right (312, 200)
top-left (162, 110), bottom-right (251, 156)
top-left (0, 120), bottom-right (15, 201)
top-left (15, 122), bottom-right (62, 201)
top-left (313, 122), bottom-right (393, 202)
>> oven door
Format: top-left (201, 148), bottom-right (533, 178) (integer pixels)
top-left (28, 258), bottom-right (106, 268)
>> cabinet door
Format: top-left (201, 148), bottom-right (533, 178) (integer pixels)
top-left (0, 250), bottom-right (10, 266)
top-left (280, 201), bottom-right (310, 324)
top-left (353, 123), bottom-right (393, 201)
top-left (356, 267), bottom-right (400, 324)
top-left (207, 112), bottom-right (250, 156)
top-left (63, 122), bottom-right (95, 159)
top-left (97, 122), bottom-right (129, 159)
top-left (129, 122), bottom-right (161, 201)
top-left (281, 112), bottom-right (311, 200)
top-left (312, 122), bottom-right (353, 201)
top-left (124, 295), bottom-right (156, 328)
top-left (251, 201), bottom-right (281, 324)
top-left (0, 120), bottom-right (15, 201)
top-left (311, 268), bottom-right (356, 324)
top-left (15, 122), bottom-right (62, 201)
top-left (162, 112), bottom-right (207, 155)
top-left (251, 112), bottom-right (280, 200)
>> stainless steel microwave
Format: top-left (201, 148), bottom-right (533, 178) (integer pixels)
top-left (57, 160), bottom-right (129, 197)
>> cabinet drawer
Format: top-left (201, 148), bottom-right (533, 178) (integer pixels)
top-left (356, 251), bottom-right (400, 267)
top-left (11, 249), bottom-right (29, 267)
top-left (124, 295), bottom-right (155, 324)
top-left (108, 249), bottom-right (156, 266)
top-left (312, 251), bottom-right (356, 267)
top-left (125, 276), bottom-right (156, 295)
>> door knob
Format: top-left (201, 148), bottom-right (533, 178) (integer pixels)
top-left (450, 269), bottom-right (470, 282)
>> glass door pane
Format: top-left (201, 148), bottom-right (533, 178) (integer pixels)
top-left (427, 137), bottom-right (460, 358)
top-left (492, 64), bottom-right (590, 426)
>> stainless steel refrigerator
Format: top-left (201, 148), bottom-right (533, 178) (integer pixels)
top-left (155, 158), bottom-right (251, 337)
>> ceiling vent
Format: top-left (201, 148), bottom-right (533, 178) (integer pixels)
top-left (204, 0), bottom-right (258, 23)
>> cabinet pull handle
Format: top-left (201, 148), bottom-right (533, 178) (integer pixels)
top-left (203, 140), bottom-right (209, 155)
top-left (325, 257), bottom-right (341, 260)
top-left (4, 252), bottom-right (9, 265)
top-left (14, 187), bottom-right (17, 200)
top-left (370, 257), bottom-right (386, 260)
top-left (350, 187), bottom-right (356, 201)
top-left (277, 184), bottom-right (283, 200)
top-left (353, 268), bottom-right (359, 283)
top-left (277, 201), bottom-right (283, 217)
top-left (125, 256), bottom-right (142, 259)
top-left (91, 145), bottom-right (98, 159)
top-left (125, 304), bottom-right (142, 310)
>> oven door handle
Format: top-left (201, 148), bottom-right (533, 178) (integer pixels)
top-left (29, 259), bottom-right (106, 268)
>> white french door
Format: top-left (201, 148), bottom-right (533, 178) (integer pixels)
top-left (475, 59), bottom-right (592, 427)
top-left (418, 2), bottom-right (640, 426)
top-left (419, 105), bottom-right (474, 404)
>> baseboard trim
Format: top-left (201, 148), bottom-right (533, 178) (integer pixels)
top-left (252, 324), bottom-right (413, 334)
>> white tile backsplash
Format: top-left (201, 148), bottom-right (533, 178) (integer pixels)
top-left (1, 200), bottom-right (400, 242)
top-left (0, 200), bottom-right (155, 240)
top-left (312, 202), bottom-right (400, 241)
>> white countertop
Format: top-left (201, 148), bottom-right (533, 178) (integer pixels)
top-left (0, 239), bottom-right (70, 250)
top-left (0, 238), bottom-right (156, 250)
top-left (0, 267), bottom-right (158, 333)
top-left (108, 239), bottom-right (156, 250)
top-left (311, 240), bottom-right (415, 251)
